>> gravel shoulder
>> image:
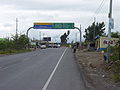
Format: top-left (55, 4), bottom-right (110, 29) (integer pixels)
top-left (75, 49), bottom-right (120, 90)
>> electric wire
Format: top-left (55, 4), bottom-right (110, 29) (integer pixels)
top-left (84, 0), bottom-right (106, 28)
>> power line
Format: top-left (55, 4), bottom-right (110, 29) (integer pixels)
top-left (94, 0), bottom-right (105, 14)
top-left (84, 0), bottom-right (106, 27)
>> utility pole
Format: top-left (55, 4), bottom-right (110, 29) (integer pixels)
top-left (118, 33), bottom-right (120, 60)
top-left (107, 0), bottom-right (113, 62)
top-left (93, 17), bottom-right (96, 41)
top-left (16, 18), bottom-right (18, 36)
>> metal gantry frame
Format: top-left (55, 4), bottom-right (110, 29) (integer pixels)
top-left (74, 26), bottom-right (82, 47)
top-left (26, 25), bottom-right (82, 47)
top-left (26, 27), bottom-right (34, 37)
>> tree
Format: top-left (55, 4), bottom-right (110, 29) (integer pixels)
top-left (60, 31), bottom-right (70, 44)
top-left (0, 34), bottom-right (29, 51)
top-left (12, 34), bottom-right (29, 49)
top-left (84, 22), bottom-right (105, 42)
top-left (0, 38), bottom-right (14, 50)
top-left (60, 33), bottom-right (67, 44)
top-left (17, 34), bottom-right (29, 49)
top-left (111, 32), bottom-right (120, 38)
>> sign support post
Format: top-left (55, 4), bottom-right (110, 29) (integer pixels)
top-left (26, 27), bottom-right (34, 37)
top-left (74, 26), bottom-right (82, 48)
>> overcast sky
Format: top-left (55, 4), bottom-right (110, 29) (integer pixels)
top-left (0, 0), bottom-right (120, 42)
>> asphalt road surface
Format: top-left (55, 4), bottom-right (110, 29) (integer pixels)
top-left (0, 47), bottom-right (86, 90)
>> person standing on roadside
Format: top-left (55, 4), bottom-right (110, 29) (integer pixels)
top-left (73, 44), bottom-right (77, 53)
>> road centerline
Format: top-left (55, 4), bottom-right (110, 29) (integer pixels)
top-left (42, 48), bottom-right (68, 90)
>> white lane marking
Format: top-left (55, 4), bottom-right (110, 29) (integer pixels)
top-left (42, 48), bottom-right (68, 90)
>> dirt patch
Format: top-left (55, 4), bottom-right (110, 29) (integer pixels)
top-left (75, 49), bottom-right (120, 90)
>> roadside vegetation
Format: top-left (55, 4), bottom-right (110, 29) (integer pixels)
top-left (102, 32), bottom-right (120, 82)
top-left (83, 22), bottom-right (105, 42)
top-left (0, 34), bottom-right (31, 55)
top-left (83, 21), bottom-right (120, 82)
top-left (105, 45), bottom-right (120, 82)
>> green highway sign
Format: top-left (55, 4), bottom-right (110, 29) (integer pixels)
top-left (33, 23), bottom-right (74, 29)
top-left (53, 23), bottom-right (74, 29)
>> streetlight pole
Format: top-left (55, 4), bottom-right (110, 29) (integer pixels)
top-left (107, 0), bottom-right (113, 62)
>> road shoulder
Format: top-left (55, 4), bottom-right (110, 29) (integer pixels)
top-left (75, 49), bottom-right (120, 90)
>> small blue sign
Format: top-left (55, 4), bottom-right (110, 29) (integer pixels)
top-left (34, 25), bottom-right (53, 29)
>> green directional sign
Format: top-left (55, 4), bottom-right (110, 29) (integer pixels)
top-left (53, 23), bottom-right (63, 29)
top-left (53, 23), bottom-right (74, 29)
top-left (34, 23), bottom-right (74, 29)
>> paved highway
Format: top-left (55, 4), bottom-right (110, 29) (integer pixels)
top-left (0, 47), bottom-right (86, 90)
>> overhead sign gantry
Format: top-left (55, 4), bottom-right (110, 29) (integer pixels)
top-left (26, 22), bottom-right (81, 46)
top-left (33, 23), bottom-right (74, 29)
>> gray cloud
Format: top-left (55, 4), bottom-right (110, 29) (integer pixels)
top-left (0, 0), bottom-right (108, 12)
top-left (0, 0), bottom-right (119, 41)
top-left (3, 23), bottom-right (13, 28)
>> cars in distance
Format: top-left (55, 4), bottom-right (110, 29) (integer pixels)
top-left (30, 40), bottom-right (61, 49)
top-left (40, 45), bottom-right (46, 49)
top-left (47, 43), bottom-right (61, 48)
top-left (53, 44), bottom-right (58, 48)
top-left (48, 44), bottom-right (53, 48)
top-left (57, 44), bottom-right (60, 48)
top-left (53, 44), bottom-right (61, 48)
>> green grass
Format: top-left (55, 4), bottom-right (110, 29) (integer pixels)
top-left (61, 44), bottom-right (71, 47)
top-left (0, 49), bottom-right (32, 55)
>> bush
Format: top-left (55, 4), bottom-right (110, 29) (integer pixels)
top-left (0, 34), bottom-right (29, 51)
top-left (110, 46), bottom-right (119, 61)
top-left (107, 46), bottom-right (120, 82)
top-left (112, 73), bottom-right (120, 82)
